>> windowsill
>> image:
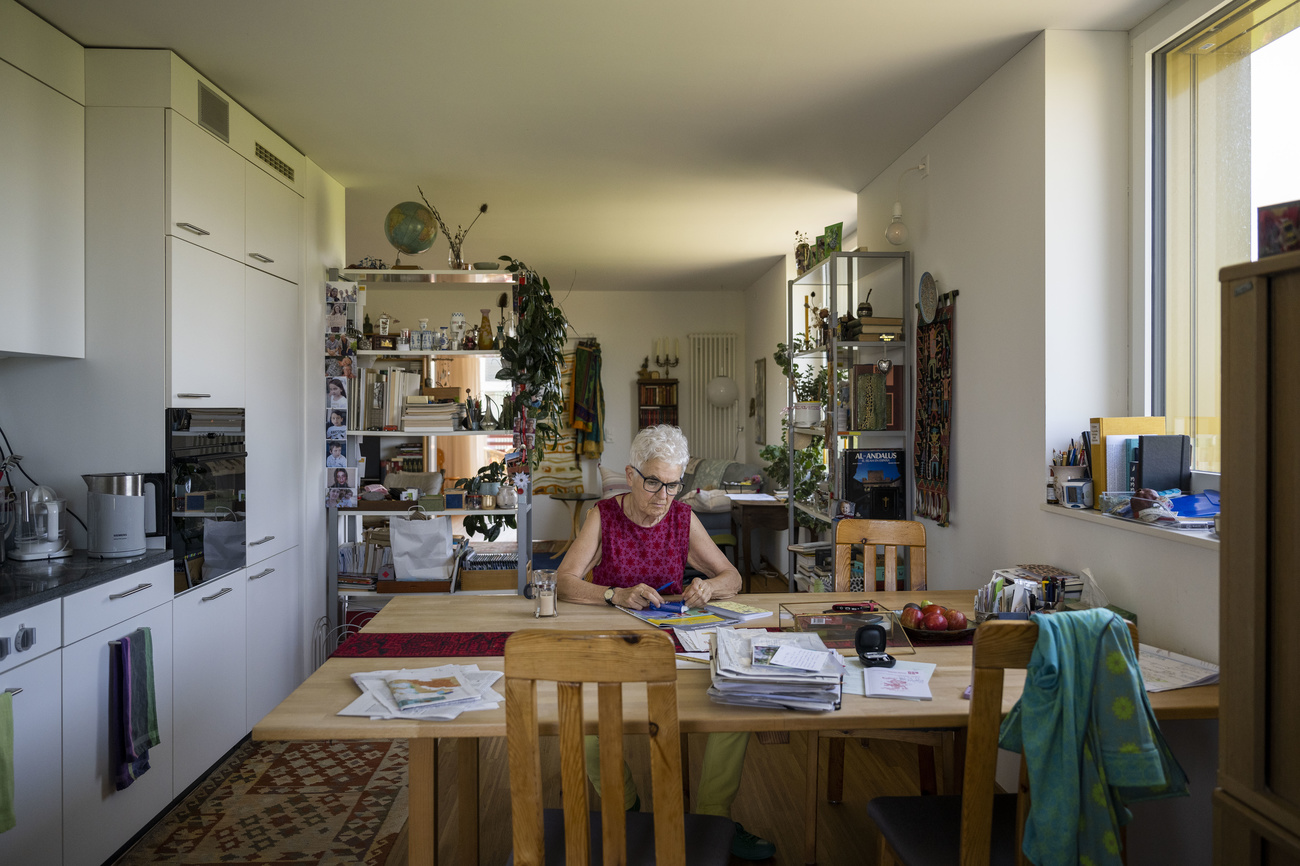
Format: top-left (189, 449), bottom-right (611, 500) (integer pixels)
top-left (1039, 503), bottom-right (1219, 551)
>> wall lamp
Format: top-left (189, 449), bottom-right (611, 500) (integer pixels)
top-left (884, 156), bottom-right (929, 246)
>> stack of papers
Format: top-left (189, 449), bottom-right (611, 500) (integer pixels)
top-left (617, 605), bottom-right (727, 630)
top-left (339, 663), bottom-right (504, 721)
top-left (708, 629), bottom-right (845, 712)
top-left (1137, 644), bottom-right (1220, 692)
top-left (704, 600), bottom-right (771, 622)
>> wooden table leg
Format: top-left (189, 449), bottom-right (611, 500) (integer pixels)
top-left (804, 730), bottom-right (819, 865)
top-left (457, 738), bottom-right (479, 866)
top-left (408, 738), bottom-right (438, 866)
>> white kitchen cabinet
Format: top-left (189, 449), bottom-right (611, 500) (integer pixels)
top-left (167, 236), bottom-right (246, 408)
top-left (172, 569), bottom-right (247, 793)
top-left (62, 601), bottom-right (174, 866)
top-left (244, 266), bottom-right (300, 559)
top-left (246, 545), bottom-right (303, 729)
top-left (166, 110), bottom-right (244, 263)
top-left (0, 55), bottom-right (84, 359)
top-left (245, 162), bottom-right (302, 285)
top-left (0, 592), bottom-right (62, 866)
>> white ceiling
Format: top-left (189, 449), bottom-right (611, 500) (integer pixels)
top-left (24, 0), bottom-right (1166, 293)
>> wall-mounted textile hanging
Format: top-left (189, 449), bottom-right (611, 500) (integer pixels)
top-left (913, 290), bottom-right (958, 526)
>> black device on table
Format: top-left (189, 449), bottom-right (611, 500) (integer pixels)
top-left (855, 623), bottom-right (896, 668)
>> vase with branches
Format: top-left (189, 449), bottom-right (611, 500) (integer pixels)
top-left (416, 186), bottom-right (488, 269)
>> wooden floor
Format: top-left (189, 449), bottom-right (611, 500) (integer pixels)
top-left (384, 731), bottom-right (921, 865)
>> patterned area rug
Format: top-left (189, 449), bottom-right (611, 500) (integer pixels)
top-left (114, 739), bottom-right (408, 865)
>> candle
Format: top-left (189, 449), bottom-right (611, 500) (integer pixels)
top-left (673, 338), bottom-right (679, 358)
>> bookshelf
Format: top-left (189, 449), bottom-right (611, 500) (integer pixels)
top-left (637, 378), bottom-right (678, 429)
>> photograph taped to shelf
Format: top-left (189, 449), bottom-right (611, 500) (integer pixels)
top-left (326, 281), bottom-right (359, 304)
top-left (329, 466), bottom-right (358, 490)
top-left (327, 409), bottom-right (347, 440)
top-left (326, 441), bottom-right (346, 468)
top-left (326, 302), bottom-right (352, 334)
top-left (327, 377), bottom-right (348, 410)
top-left (326, 486), bottom-right (357, 508)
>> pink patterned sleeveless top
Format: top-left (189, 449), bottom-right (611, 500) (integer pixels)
top-left (591, 496), bottom-right (692, 592)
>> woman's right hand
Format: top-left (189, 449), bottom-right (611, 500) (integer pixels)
top-left (613, 583), bottom-right (664, 610)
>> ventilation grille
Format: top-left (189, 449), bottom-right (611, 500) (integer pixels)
top-left (196, 82), bottom-right (229, 142)
top-left (255, 143), bottom-right (295, 182)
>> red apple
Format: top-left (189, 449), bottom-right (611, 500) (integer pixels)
top-left (922, 611), bottom-right (948, 631)
top-left (900, 607), bottom-right (924, 629)
top-left (946, 609), bottom-right (968, 630)
top-left (921, 604), bottom-right (944, 618)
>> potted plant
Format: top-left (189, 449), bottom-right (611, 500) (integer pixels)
top-left (758, 421), bottom-right (828, 533)
top-left (494, 257), bottom-right (570, 466)
top-left (455, 461), bottom-right (514, 541)
top-left (774, 336), bottom-right (830, 429)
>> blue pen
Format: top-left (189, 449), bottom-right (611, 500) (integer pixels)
top-left (655, 581), bottom-right (675, 594)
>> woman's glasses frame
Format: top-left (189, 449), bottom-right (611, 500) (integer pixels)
top-left (631, 465), bottom-right (685, 496)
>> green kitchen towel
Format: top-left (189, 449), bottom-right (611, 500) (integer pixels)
top-left (0, 690), bottom-right (14, 834)
top-left (128, 627), bottom-right (160, 753)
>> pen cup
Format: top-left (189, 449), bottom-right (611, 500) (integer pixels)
top-left (531, 569), bottom-right (558, 618)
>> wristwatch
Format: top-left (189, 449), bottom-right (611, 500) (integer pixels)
top-left (603, 587), bottom-right (616, 606)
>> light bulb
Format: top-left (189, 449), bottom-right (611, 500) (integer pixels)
top-left (884, 201), bottom-right (908, 246)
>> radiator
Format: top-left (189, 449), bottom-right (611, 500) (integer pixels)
top-left (687, 333), bottom-right (739, 460)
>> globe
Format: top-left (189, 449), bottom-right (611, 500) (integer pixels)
top-left (384, 201), bottom-right (437, 256)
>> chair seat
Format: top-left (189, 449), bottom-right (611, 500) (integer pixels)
top-left (867, 793), bottom-right (1019, 866)
top-left (506, 808), bottom-right (735, 865)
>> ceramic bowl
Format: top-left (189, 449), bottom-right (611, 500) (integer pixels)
top-left (472, 261), bottom-right (499, 270)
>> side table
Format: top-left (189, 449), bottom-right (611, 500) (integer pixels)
top-left (548, 492), bottom-right (601, 554)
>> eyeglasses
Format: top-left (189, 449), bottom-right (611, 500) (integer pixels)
top-left (631, 466), bottom-right (684, 496)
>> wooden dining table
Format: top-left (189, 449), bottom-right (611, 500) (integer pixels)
top-left (252, 590), bottom-right (1218, 866)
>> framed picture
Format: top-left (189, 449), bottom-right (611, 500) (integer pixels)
top-left (754, 358), bottom-right (766, 445)
top-left (850, 364), bottom-right (887, 431)
top-left (823, 222), bottom-right (844, 254)
top-left (372, 333), bottom-right (398, 351)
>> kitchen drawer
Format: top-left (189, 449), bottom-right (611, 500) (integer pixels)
top-left (0, 598), bottom-right (61, 675)
top-left (63, 561), bottom-right (172, 645)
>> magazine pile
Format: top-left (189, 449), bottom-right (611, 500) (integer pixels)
top-left (337, 663), bottom-right (504, 721)
top-left (708, 629), bottom-right (846, 712)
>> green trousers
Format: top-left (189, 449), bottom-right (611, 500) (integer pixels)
top-left (583, 731), bottom-right (751, 818)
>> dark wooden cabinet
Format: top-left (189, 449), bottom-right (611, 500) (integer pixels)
top-left (637, 378), bottom-right (677, 430)
top-left (1216, 250), bottom-right (1300, 863)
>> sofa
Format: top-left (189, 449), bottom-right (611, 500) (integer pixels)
top-left (598, 457), bottom-right (765, 537)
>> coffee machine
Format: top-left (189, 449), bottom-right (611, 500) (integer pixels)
top-left (83, 472), bottom-right (147, 558)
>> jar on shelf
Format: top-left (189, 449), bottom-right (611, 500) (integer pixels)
top-left (479, 309), bottom-right (493, 349)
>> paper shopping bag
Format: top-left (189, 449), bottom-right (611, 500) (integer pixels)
top-left (389, 511), bottom-right (453, 580)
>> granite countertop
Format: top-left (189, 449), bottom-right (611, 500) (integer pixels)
top-left (0, 549), bottom-right (174, 618)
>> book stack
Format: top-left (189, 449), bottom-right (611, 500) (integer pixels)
top-left (789, 541), bottom-right (833, 592)
top-left (708, 628), bottom-right (845, 712)
top-left (393, 442), bottom-right (425, 472)
top-left (402, 397), bottom-right (462, 432)
top-left (855, 316), bottom-right (904, 342)
top-left (337, 541), bottom-right (392, 582)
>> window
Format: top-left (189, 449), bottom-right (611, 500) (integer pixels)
top-left (1154, 0), bottom-right (1300, 473)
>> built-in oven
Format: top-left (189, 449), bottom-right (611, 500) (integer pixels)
top-left (165, 408), bottom-right (246, 590)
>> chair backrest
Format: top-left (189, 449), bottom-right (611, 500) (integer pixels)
top-left (833, 518), bottom-right (927, 591)
top-left (962, 617), bottom-right (1139, 866)
top-left (504, 629), bottom-right (685, 866)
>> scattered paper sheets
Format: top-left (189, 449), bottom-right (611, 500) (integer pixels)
top-left (709, 628), bottom-right (845, 712)
top-left (338, 664), bottom-right (504, 721)
top-left (1137, 644), bottom-right (1220, 692)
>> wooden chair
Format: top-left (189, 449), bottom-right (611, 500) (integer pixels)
top-left (504, 629), bottom-right (734, 866)
top-left (868, 617), bottom-right (1140, 865)
top-left (831, 518), bottom-right (927, 592)
top-left (806, 518), bottom-right (951, 863)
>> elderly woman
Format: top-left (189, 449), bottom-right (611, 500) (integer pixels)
top-left (556, 425), bottom-right (775, 861)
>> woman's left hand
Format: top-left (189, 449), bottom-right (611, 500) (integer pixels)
top-left (682, 577), bottom-right (714, 608)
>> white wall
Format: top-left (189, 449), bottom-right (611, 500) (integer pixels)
top-left (856, 31), bottom-right (1218, 664)
top-left (360, 285), bottom-right (746, 541)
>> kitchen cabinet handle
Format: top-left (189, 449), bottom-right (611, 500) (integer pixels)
top-left (175, 222), bottom-right (211, 236)
top-left (249, 252), bottom-right (275, 263)
top-left (176, 393), bottom-right (212, 399)
top-left (249, 535), bottom-right (275, 546)
top-left (202, 586), bottom-right (233, 602)
top-left (249, 568), bottom-right (275, 580)
top-left (109, 583), bottom-right (152, 600)
top-left (3, 687), bottom-right (21, 696)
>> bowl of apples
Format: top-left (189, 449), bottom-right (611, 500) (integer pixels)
top-left (898, 602), bottom-right (976, 641)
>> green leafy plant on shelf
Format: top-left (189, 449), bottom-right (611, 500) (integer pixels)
top-left (774, 335), bottom-right (830, 404)
top-left (455, 461), bottom-right (514, 542)
top-left (759, 420), bottom-right (829, 533)
top-left (495, 256), bottom-right (570, 466)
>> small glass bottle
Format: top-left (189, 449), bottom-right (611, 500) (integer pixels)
top-left (533, 570), bottom-right (558, 618)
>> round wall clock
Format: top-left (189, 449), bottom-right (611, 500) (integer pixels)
top-left (918, 271), bottom-right (938, 324)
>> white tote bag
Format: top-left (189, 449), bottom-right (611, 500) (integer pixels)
top-left (388, 510), bottom-right (454, 580)
top-left (202, 510), bottom-right (246, 580)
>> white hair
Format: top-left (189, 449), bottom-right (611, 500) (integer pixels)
top-left (628, 425), bottom-right (690, 471)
